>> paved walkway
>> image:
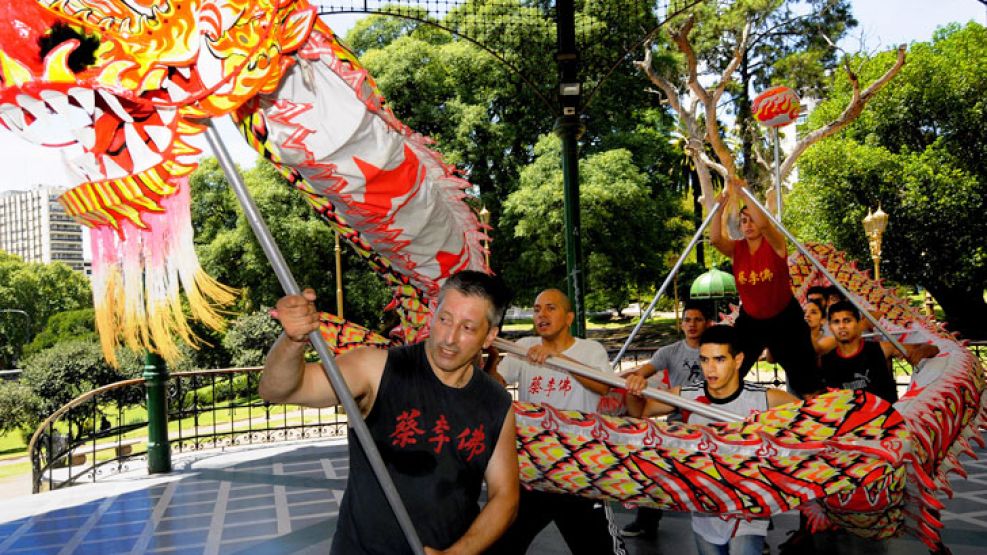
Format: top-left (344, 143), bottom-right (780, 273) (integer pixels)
top-left (1, 438), bottom-right (985, 554)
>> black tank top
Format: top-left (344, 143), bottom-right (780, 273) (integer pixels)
top-left (331, 342), bottom-right (512, 554)
top-left (821, 341), bottom-right (897, 403)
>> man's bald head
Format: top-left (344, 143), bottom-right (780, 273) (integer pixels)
top-left (536, 288), bottom-right (572, 313)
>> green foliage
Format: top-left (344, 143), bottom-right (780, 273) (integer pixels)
top-left (502, 135), bottom-right (688, 310)
top-left (0, 252), bottom-right (92, 368)
top-left (221, 310), bottom-right (284, 368)
top-left (191, 159), bottom-right (392, 329)
top-left (22, 308), bottom-right (96, 356)
top-left (0, 380), bottom-right (41, 436)
top-left (20, 341), bottom-right (142, 430)
top-left (351, 2), bottom-right (688, 306)
top-left (788, 23), bottom-right (987, 337)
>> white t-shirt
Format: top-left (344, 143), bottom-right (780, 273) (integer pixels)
top-left (682, 383), bottom-right (771, 545)
top-left (499, 336), bottom-right (607, 412)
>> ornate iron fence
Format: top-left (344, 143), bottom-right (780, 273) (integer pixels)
top-left (28, 367), bottom-right (347, 493)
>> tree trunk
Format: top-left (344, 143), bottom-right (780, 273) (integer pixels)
top-left (926, 283), bottom-right (987, 340)
top-left (739, 51), bottom-right (755, 183)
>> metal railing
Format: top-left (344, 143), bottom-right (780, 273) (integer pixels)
top-left (29, 367), bottom-right (347, 493)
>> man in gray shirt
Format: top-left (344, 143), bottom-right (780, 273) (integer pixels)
top-left (619, 300), bottom-right (710, 540)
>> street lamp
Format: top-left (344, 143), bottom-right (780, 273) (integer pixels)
top-left (862, 206), bottom-right (889, 281)
top-left (479, 206), bottom-right (491, 267)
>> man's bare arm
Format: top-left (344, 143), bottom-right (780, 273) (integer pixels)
top-left (426, 407), bottom-right (520, 555)
top-left (258, 289), bottom-right (383, 412)
top-left (766, 388), bottom-right (800, 408)
top-left (883, 342), bottom-right (940, 367)
top-left (710, 190), bottom-right (735, 257)
top-left (623, 374), bottom-right (679, 417)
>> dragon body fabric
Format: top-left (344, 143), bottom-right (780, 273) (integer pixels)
top-left (1, 1), bottom-right (983, 550)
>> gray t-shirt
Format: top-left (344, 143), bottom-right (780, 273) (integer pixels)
top-left (647, 340), bottom-right (703, 389)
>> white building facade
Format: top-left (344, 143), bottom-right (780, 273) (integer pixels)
top-left (0, 187), bottom-right (85, 272)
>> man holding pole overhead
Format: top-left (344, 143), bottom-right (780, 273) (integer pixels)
top-left (260, 271), bottom-right (519, 554)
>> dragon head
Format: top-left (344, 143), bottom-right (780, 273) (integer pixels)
top-left (0, 0), bottom-right (315, 208)
top-left (0, 0), bottom-right (317, 363)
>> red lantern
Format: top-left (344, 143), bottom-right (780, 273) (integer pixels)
top-left (752, 86), bottom-right (801, 128)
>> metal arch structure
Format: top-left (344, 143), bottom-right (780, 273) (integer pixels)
top-left (314, 0), bottom-right (702, 334)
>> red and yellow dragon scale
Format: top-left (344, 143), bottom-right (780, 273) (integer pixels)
top-left (0, 1), bottom-right (982, 549)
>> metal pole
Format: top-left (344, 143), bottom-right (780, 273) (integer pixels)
top-left (334, 231), bottom-right (344, 318)
top-left (205, 124), bottom-right (424, 554)
top-left (556, 0), bottom-right (586, 338)
top-left (773, 128), bottom-right (782, 219)
top-left (496, 338), bottom-right (743, 422)
top-left (736, 187), bottom-right (911, 363)
top-left (611, 201), bottom-right (723, 368)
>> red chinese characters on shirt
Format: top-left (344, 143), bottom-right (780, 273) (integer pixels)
top-left (736, 268), bottom-right (774, 286)
top-left (390, 409), bottom-right (487, 460)
top-left (428, 414), bottom-right (451, 454)
top-left (528, 374), bottom-right (573, 398)
top-left (390, 409), bottom-right (425, 447)
top-left (457, 425), bottom-right (486, 461)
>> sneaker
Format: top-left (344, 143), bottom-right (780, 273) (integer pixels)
top-left (620, 520), bottom-right (656, 539)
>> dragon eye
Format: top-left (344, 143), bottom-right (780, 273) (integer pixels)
top-left (37, 22), bottom-right (100, 73)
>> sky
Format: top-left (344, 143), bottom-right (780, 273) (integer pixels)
top-left (0, 2), bottom-right (983, 194)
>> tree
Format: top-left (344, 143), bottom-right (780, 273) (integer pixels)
top-left (501, 135), bottom-right (688, 310)
top-left (0, 252), bottom-right (92, 368)
top-left (350, 1), bottom-right (687, 303)
top-left (0, 380), bottom-right (40, 437)
top-left (191, 159), bottom-right (392, 330)
top-left (221, 309), bottom-right (285, 368)
top-left (634, 5), bottom-right (904, 214)
top-left (787, 23), bottom-right (987, 338)
top-left (22, 308), bottom-right (97, 356)
top-left (20, 341), bottom-right (142, 432)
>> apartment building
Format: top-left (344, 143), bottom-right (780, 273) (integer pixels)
top-left (0, 186), bottom-right (85, 272)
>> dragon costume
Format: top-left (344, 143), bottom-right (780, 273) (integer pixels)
top-left (0, 1), bottom-right (983, 550)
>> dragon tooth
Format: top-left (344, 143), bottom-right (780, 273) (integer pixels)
top-left (69, 88), bottom-right (97, 116)
top-left (40, 90), bottom-right (90, 129)
top-left (102, 155), bottom-right (127, 180)
top-left (164, 79), bottom-right (190, 102)
top-left (17, 94), bottom-right (50, 121)
top-left (69, 151), bottom-right (102, 180)
top-left (0, 104), bottom-right (26, 131)
top-left (98, 90), bottom-right (133, 123)
top-left (157, 107), bottom-right (177, 125)
top-left (176, 66), bottom-right (191, 79)
top-left (124, 123), bottom-right (163, 167)
top-left (72, 126), bottom-right (97, 150)
top-left (144, 125), bottom-right (172, 152)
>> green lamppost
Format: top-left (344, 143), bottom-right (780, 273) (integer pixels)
top-left (690, 266), bottom-right (738, 317)
top-left (143, 352), bottom-right (171, 474)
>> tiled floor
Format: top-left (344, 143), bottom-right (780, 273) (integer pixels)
top-left (1, 438), bottom-right (986, 554)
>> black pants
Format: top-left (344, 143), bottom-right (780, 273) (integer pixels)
top-left (735, 297), bottom-right (823, 396)
top-left (488, 489), bottom-right (625, 554)
top-left (631, 506), bottom-right (662, 530)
